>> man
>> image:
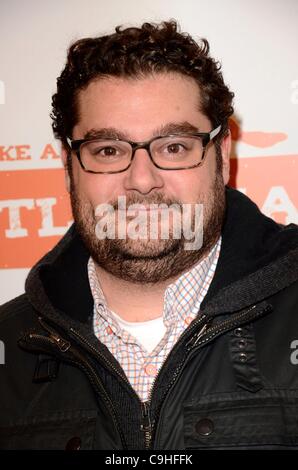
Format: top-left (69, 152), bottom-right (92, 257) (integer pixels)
top-left (1, 20), bottom-right (298, 451)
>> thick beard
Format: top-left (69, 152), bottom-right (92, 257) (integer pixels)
top-left (69, 172), bottom-right (226, 284)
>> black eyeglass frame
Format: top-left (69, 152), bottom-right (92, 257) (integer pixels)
top-left (66, 124), bottom-right (222, 174)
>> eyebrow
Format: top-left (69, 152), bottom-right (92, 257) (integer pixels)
top-left (83, 121), bottom-right (202, 141)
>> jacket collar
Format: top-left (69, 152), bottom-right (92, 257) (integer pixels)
top-left (25, 187), bottom-right (298, 325)
top-left (201, 187), bottom-right (298, 313)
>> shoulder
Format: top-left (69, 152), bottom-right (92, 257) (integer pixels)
top-left (0, 294), bottom-right (38, 341)
top-left (0, 293), bottom-right (32, 320)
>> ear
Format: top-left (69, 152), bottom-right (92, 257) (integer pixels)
top-left (61, 145), bottom-right (71, 193)
top-left (220, 129), bottom-right (231, 185)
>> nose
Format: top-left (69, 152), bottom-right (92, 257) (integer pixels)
top-left (123, 148), bottom-right (164, 195)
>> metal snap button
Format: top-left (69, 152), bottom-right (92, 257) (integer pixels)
top-left (239, 352), bottom-right (248, 363)
top-left (195, 418), bottom-right (214, 437)
top-left (234, 327), bottom-right (244, 337)
top-left (237, 339), bottom-right (247, 349)
top-left (65, 436), bottom-right (81, 450)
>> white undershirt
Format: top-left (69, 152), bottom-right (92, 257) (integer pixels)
top-left (111, 310), bottom-right (167, 353)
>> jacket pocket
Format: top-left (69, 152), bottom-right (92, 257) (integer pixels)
top-left (183, 390), bottom-right (298, 449)
top-left (0, 409), bottom-right (97, 450)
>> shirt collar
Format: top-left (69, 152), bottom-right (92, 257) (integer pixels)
top-left (88, 236), bottom-right (221, 328)
top-left (163, 237), bottom-right (221, 325)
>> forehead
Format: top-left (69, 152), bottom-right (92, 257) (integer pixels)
top-left (74, 73), bottom-right (210, 139)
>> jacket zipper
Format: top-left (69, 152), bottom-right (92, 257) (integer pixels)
top-left (185, 303), bottom-right (272, 350)
top-left (36, 317), bottom-right (206, 450)
top-left (143, 302), bottom-right (272, 449)
top-left (141, 401), bottom-right (152, 449)
top-left (185, 304), bottom-right (256, 350)
top-left (138, 312), bottom-right (210, 448)
top-left (26, 302), bottom-right (271, 450)
top-left (37, 318), bottom-right (151, 449)
top-left (25, 321), bottom-right (128, 449)
top-left (28, 332), bottom-right (71, 352)
top-left (69, 324), bottom-right (156, 449)
top-left (68, 326), bottom-right (131, 387)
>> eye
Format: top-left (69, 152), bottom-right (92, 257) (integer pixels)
top-left (161, 139), bottom-right (191, 155)
top-left (90, 145), bottom-right (120, 156)
top-left (100, 146), bottom-right (118, 156)
top-left (152, 136), bottom-right (199, 162)
top-left (85, 141), bottom-right (126, 158)
top-left (166, 143), bottom-right (186, 154)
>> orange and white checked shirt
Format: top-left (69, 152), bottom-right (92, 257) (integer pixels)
top-left (89, 237), bottom-right (221, 402)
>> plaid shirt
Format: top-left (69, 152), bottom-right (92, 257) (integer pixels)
top-left (89, 238), bottom-right (221, 402)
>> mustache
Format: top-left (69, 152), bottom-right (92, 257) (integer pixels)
top-left (111, 193), bottom-right (183, 210)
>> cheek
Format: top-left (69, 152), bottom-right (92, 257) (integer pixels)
top-left (193, 153), bottom-right (219, 194)
top-left (72, 164), bottom-right (123, 207)
top-left (166, 168), bottom-right (211, 203)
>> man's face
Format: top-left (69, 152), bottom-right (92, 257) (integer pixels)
top-left (64, 73), bottom-right (231, 283)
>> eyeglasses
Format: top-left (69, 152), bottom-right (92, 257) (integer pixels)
top-left (66, 124), bottom-right (222, 174)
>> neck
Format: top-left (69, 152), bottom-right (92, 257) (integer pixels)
top-left (93, 238), bottom-right (219, 322)
top-left (95, 264), bottom-right (180, 322)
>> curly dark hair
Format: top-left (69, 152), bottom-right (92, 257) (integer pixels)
top-left (51, 20), bottom-right (234, 146)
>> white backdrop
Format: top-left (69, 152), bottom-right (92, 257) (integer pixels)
top-left (0, 0), bottom-right (297, 304)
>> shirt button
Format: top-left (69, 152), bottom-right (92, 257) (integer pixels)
top-left (195, 418), bottom-right (214, 437)
top-left (144, 364), bottom-right (157, 376)
top-left (106, 326), bottom-right (113, 335)
top-left (185, 316), bottom-right (193, 326)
